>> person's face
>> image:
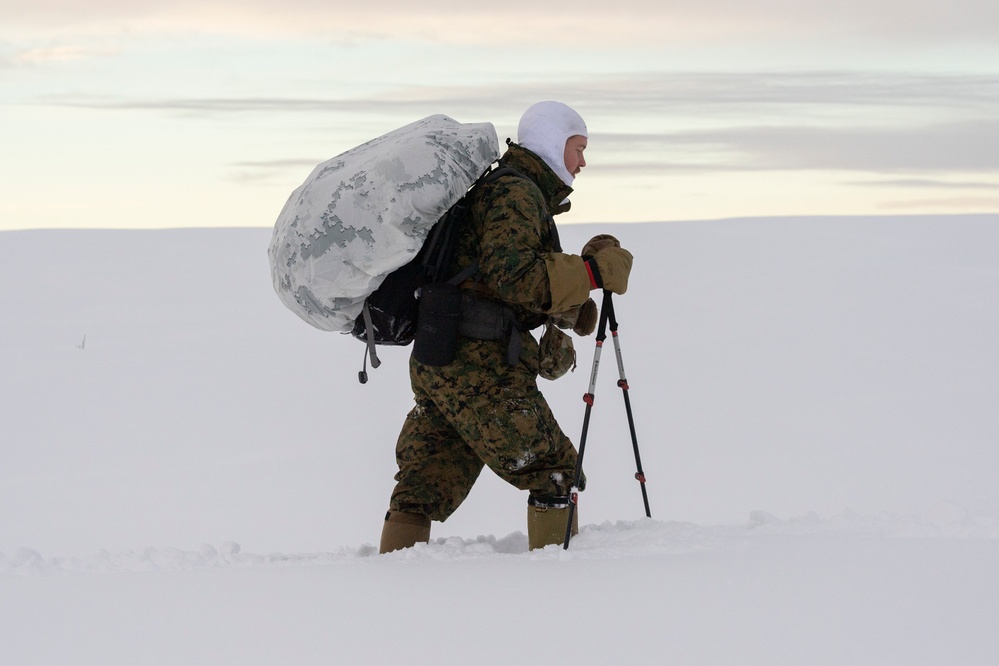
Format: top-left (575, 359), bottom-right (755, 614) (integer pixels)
top-left (563, 135), bottom-right (587, 178)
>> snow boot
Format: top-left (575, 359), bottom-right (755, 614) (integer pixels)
top-left (528, 495), bottom-right (577, 550)
top-left (379, 511), bottom-right (431, 554)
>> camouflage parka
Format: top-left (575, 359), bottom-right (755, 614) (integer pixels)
top-left (451, 142), bottom-right (575, 332)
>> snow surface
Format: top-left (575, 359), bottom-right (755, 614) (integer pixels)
top-left (2, 216), bottom-right (998, 665)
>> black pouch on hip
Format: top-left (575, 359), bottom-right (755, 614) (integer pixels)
top-left (413, 283), bottom-right (463, 366)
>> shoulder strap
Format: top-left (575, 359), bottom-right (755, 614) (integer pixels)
top-left (447, 261), bottom-right (479, 286)
top-left (483, 166), bottom-right (526, 185)
top-left (428, 165), bottom-right (524, 283)
top-left (357, 300), bottom-right (381, 384)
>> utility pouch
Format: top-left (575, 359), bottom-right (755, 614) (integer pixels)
top-left (538, 323), bottom-right (576, 381)
top-left (413, 283), bottom-right (463, 366)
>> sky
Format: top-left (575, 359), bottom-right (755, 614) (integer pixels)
top-left (2, 0), bottom-right (998, 230)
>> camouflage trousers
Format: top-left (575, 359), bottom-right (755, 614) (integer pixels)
top-left (389, 331), bottom-right (582, 522)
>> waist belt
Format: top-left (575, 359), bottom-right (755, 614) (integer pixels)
top-left (458, 294), bottom-right (521, 366)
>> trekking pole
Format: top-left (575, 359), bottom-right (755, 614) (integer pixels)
top-left (603, 293), bottom-right (652, 518)
top-left (563, 290), bottom-right (612, 550)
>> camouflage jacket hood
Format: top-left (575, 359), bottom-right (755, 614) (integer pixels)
top-left (452, 142), bottom-right (576, 332)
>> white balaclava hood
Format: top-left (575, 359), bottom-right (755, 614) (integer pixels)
top-left (517, 101), bottom-right (587, 187)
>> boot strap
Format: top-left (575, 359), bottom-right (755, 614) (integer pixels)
top-left (528, 494), bottom-right (571, 509)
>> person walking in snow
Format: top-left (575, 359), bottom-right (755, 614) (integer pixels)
top-left (379, 101), bottom-right (634, 552)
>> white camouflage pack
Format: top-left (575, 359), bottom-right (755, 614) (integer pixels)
top-left (268, 115), bottom-right (500, 332)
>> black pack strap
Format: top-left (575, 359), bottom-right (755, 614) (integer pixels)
top-left (503, 309), bottom-right (521, 367)
top-left (457, 295), bottom-right (507, 340)
top-left (484, 166), bottom-right (522, 184)
top-left (357, 301), bottom-right (381, 383)
top-left (446, 261), bottom-right (479, 286)
top-left (426, 164), bottom-right (517, 284)
top-left (547, 214), bottom-right (562, 253)
top-left (457, 294), bottom-right (522, 367)
top-left (361, 301), bottom-right (381, 369)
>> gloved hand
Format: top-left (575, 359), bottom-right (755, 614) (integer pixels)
top-left (582, 234), bottom-right (620, 258)
top-left (550, 297), bottom-right (597, 335)
top-left (586, 246), bottom-right (633, 295)
top-left (544, 234), bottom-right (632, 311)
top-left (572, 298), bottom-right (598, 336)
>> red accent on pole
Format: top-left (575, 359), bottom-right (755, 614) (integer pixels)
top-left (635, 473), bottom-right (646, 483)
top-left (617, 379), bottom-right (630, 390)
top-left (583, 393), bottom-right (594, 406)
top-left (570, 491), bottom-right (578, 505)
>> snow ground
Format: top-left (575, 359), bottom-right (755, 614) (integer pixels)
top-left (4, 517), bottom-right (998, 665)
top-left (2, 217), bottom-right (998, 664)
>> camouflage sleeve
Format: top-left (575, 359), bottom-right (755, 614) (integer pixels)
top-left (472, 176), bottom-right (555, 313)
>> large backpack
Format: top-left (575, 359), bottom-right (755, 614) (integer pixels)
top-left (349, 166), bottom-right (523, 381)
top-left (267, 115), bottom-right (500, 335)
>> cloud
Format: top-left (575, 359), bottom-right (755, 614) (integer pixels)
top-left (28, 71), bottom-right (999, 177)
top-left (849, 178), bottom-right (999, 190)
top-left (879, 196), bottom-right (999, 210)
top-left (225, 159), bottom-right (327, 186)
top-left (223, 121), bottom-right (999, 179)
top-left (32, 71), bottom-right (999, 116)
top-left (36, 95), bottom-right (366, 113)
top-left (8, 45), bottom-right (118, 65)
top-left (231, 159), bottom-right (325, 169)
top-left (4, 1), bottom-right (999, 46)
top-left (595, 120), bottom-right (999, 173)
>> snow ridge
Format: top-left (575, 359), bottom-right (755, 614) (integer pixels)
top-left (5, 509), bottom-right (995, 576)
